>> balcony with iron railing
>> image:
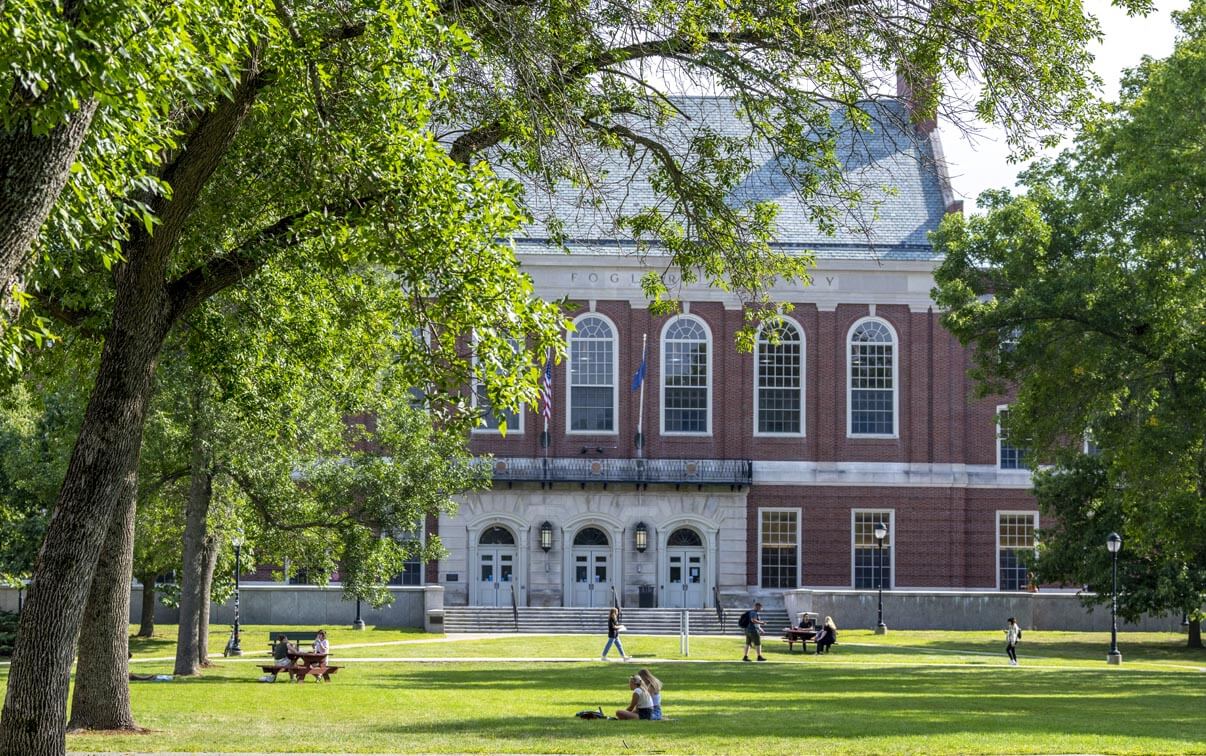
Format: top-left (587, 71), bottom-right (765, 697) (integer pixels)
top-left (478, 456), bottom-right (753, 489)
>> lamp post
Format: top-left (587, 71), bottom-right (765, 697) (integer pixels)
top-left (353, 597), bottom-right (365, 631)
top-left (1107, 532), bottom-right (1122, 665)
top-left (230, 535), bottom-right (244, 656)
top-left (874, 521), bottom-right (888, 634)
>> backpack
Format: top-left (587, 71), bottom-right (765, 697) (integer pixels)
top-left (738, 610), bottom-right (752, 629)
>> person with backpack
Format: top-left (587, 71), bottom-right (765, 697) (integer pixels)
top-left (739, 601), bottom-right (767, 662)
top-left (1005, 617), bottom-right (1022, 665)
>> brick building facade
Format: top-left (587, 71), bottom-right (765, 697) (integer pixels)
top-left (430, 97), bottom-right (1038, 609)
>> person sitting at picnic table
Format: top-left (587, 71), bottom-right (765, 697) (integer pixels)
top-left (312, 629), bottom-right (329, 655)
top-left (814, 616), bottom-right (838, 654)
top-left (271, 634), bottom-right (296, 667)
top-left (615, 675), bottom-right (655, 720)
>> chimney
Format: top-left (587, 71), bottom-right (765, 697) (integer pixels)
top-left (896, 71), bottom-right (937, 138)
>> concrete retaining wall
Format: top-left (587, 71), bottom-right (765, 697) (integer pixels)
top-left (783, 589), bottom-right (1190, 632)
top-left (0, 584), bottom-right (444, 632)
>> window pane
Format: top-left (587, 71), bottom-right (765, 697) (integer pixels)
top-left (998, 514), bottom-right (1036, 590)
top-left (850, 322), bottom-right (894, 435)
top-left (663, 319), bottom-right (708, 433)
top-left (569, 317), bottom-right (614, 432)
top-left (998, 410), bottom-right (1029, 470)
top-left (760, 511), bottom-right (798, 588)
top-left (853, 511), bottom-right (891, 589)
top-left (757, 324), bottom-right (802, 434)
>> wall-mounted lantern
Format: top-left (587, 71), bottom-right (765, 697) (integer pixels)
top-left (634, 522), bottom-right (648, 553)
top-left (539, 521), bottom-right (553, 552)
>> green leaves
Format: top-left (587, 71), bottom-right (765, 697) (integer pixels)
top-left (932, 1), bottom-right (1206, 622)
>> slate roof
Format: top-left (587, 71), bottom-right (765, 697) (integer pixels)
top-left (508, 97), bottom-right (958, 263)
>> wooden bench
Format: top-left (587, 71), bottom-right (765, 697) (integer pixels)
top-left (260, 663), bottom-right (341, 682)
top-left (267, 631), bottom-right (320, 649)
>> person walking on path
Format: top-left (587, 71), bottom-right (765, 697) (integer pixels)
top-left (741, 601), bottom-right (767, 662)
top-left (602, 607), bottom-right (630, 661)
top-left (1005, 617), bottom-right (1021, 666)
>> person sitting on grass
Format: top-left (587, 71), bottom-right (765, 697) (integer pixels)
top-left (814, 616), bottom-right (838, 654)
top-left (615, 675), bottom-right (655, 720)
top-left (637, 668), bottom-right (663, 720)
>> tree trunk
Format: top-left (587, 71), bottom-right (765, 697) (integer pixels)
top-left (0, 101), bottom-right (99, 319)
top-left (196, 535), bottom-right (219, 667)
top-left (174, 400), bottom-right (212, 677)
top-left (0, 267), bottom-right (172, 755)
top-left (67, 485), bottom-right (139, 732)
top-left (137, 574), bottom-right (157, 638)
top-left (1190, 615), bottom-right (1203, 649)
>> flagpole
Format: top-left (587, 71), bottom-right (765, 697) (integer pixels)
top-left (636, 333), bottom-right (647, 458)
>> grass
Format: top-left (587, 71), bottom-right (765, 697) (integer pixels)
top-left (2, 627), bottom-right (1203, 754)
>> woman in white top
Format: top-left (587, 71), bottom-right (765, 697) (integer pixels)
top-left (615, 675), bottom-right (654, 720)
top-left (312, 630), bottom-right (329, 655)
top-left (637, 668), bottom-right (663, 720)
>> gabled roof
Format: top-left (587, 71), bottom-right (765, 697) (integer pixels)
top-left (508, 97), bottom-right (959, 262)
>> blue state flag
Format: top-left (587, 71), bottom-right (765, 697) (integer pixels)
top-left (631, 357), bottom-right (647, 392)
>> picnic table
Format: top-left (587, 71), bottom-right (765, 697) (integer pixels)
top-left (781, 626), bottom-right (819, 652)
top-left (260, 633), bottom-right (340, 682)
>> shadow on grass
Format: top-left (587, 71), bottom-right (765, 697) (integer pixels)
top-left (354, 664), bottom-right (1205, 747)
top-left (836, 636), bottom-right (1206, 664)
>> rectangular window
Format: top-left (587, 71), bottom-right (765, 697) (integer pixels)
top-left (998, 513), bottom-right (1036, 590)
top-left (664, 341), bottom-right (708, 433)
top-left (759, 509), bottom-right (799, 588)
top-left (388, 533), bottom-right (425, 586)
top-left (853, 511), bottom-right (892, 589)
top-left (474, 339), bottom-right (523, 434)
top-left (997, 406), bottom-right (1028, 470)
top-left (570, 336), bottom-right (614, 431)
top-left (850, 342), bottom-right (894, 435)
top-left (757, 329), bottom-right (803, 434)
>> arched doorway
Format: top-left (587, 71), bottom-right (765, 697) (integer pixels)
top-left (664, 527), bottom-right (706, 608)
top-left (571, 526), bottom-right (611, 607)
top-left (474, 525), bottom-right (517, 607)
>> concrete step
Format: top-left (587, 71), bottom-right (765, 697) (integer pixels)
top-left (443, 606), bottom-right (791, 635)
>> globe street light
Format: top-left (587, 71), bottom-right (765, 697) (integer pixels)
top-left (230, 534), bottom-right (244, 656)
top-left (1107, 532), bottom-right (1122, 665)
top-left (874, 521), bottom-right (888, 635)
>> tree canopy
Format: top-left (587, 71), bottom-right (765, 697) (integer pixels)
top-left (932, 0), bottom-right (1205, 642)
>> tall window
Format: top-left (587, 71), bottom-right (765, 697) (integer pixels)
top-left (998, 513), bottom-right (1036, 590)
top-left (997, 405), bottom-right (1028, 470)
top-left (756, 321), bottom-right (804, 435)
top-left (473, 338), bottom-right (522, 433)
top-left (662, 317), bottom-right (710, 434)
top-left (759, 509), bottom-right (799, 588)
top-left (388, 528), bottom-right (425, 586)
top-left (568, 316), bottom-right (616, 432)
top-left (848, 319), bottom-right (897, 436)
top-left (853, 511), bottom-right (892, 589)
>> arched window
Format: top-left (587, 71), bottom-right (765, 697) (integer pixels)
top-left (661, 316), bottom-right (710, 434)
top-left (568, 315), bottom-right (616, 433)
top-left (479, 526), bottom-right (516, 545)
top-left (848, 318), bottom-right (897, 436)
top-left (667, 528), bottom-right (703, 547)
top-left (755, 320), bottom-right (804, 435)
top-left (573, 527), bottom-right (610, 546)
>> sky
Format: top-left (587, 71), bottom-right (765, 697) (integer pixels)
top-left (940, 0), bottom-right (1190, 211)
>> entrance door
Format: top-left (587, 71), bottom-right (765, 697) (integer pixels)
top-left (571, 527), bottom-right (611, 607)
top-left (665, 528), bottom-right (706, 608)
top-left (475, 526), bottom-right (517, 607)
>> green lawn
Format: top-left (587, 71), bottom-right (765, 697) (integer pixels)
top-left (1, 628), bottom-right (1202, 754)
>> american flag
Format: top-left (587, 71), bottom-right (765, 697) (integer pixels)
top-left (540, 352), bottom-right (553, 420)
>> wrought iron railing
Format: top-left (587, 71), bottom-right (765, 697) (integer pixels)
top-left (481, 457), bottom-right (753, 487)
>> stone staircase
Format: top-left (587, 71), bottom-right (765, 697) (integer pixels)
top-left (443, 606), bottom-right (791, 635)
